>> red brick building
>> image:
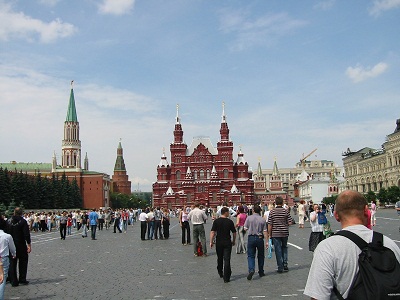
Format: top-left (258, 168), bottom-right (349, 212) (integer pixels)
top-left (152, 104), bottom-right (254, 209)
top-left (52, 83), bottom-right (111, 209)
top-left (111, 141), bottom-right (131, 195)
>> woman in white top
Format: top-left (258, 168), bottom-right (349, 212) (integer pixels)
top-left (298, 201), bottom-right (305, 229)
top-left (308, 204), bottom-right (324, 252)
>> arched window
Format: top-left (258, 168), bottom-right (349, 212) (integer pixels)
top-left (206, 169), bottom-right (210, 179)
top-left (199, 170), bottom-right (205, 180)
top-left (223, 169), bottom-right (228, 178)
top-left (176, 170), bottom-right (181, 180)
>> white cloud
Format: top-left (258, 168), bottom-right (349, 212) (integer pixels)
top-left (38, 0), bottom-right (60, 7)
top-left (313, 0), bottom-right (336, 11)
top-left (219, 10), bottom-right (307, 51)
top-left (369, 0), bottom-right (400, 16)
top-left (345, 62), bottom-right (388, 83)
top-left (0, 2), bottom-right (76, 43)
top-left (98, 0), bottom-right (135, 15)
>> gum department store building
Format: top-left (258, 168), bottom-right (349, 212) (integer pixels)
top-left (152, 104), bottom-right (254, 209)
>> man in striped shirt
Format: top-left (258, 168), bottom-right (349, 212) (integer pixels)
top-left (267, 196), bottom-right (294, 273)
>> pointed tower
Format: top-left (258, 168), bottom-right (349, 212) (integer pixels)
top-left (170, 104), bottom-right (187, 183)
top-left (62, 81), bottom-right (82, 170)
top-left (52, 151), bottom-right (57, 172)
top-left (217, 102), bottom-right (234, 181)
top-left (112, 140), bottom-right (131, 195)
top-left (254, 159), bottom-right (266, 194)
top-left (84, 152), bottom-right (89, 171)
top-left (269, 158), bottom-right (283, 192)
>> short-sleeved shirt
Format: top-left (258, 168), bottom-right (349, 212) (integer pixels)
top-left (211, 217), bottom-right (236, 244)
top-left (88, 211), bottom-right (98, 226)
top-left (304, 225), bottom-right (400, 300)
top-left (268, 206), bottom-right (293, 238)
top-left (244, 214), bottom-right (267, 236)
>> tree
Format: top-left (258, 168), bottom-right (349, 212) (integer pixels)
top-left (7, 199), bottom-right (17, 218)
top-left (0, 168), bottom-right (11, 207)
top-left (387, 186), bottom-right (400, 204)
top-left (322, 195), bottom-right (338, 205)
top-left (71, 178), bottom-right (82, 208)
top-left (377, 188), bottom-right (388, 203)
top-left (364, 191), bottom-right (377, 203)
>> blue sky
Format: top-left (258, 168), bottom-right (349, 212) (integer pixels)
top-left (0, 0), bottom-right (399, 192)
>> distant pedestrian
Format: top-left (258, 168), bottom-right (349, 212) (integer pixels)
top-left (243, 205), bottom-right (268, 280)
top-left (138, 209), bottom-right (148, 240)
top-left (113, 210), bottom-right (122, 234)
top-left (267, 196), bottom-right (294, 273)
top-left (179, 207), bottom-right (191, 245)
top-left (59, 211), bottom-right (67, 240)
top-left (162, 208), bottom-right (170, 239)
top-left (81, 212), bottom-right (88, 238)
top-left (88, 209), bottom-right (98, 240)
top-left (147, 208), bottom-right (155, 240)
top-left (188, 202), bottom-right (208, 257)
top-left (154, 207), bottom-right (163, 240)
top-left (7, 207), bottom-right (31, 287)
top-left (67, 214), bottom-right (72, 235)
top-left (308, 204), bottom-right (324, 252)
top-left (210, 207), bottom-right (236, 283)
top-left (371, 200), bottom-right (377, 226)
top-left (298, 200), bottom-right (305, 229)
top-left (235, 206), bottom-right (247, 254)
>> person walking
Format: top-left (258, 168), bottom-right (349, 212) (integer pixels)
top-left (267, 196), bottom-right (294, 273)
top-left (298, 200), bottom-right (305, 228)
top-left (88, 209), bottom-right (98, 240)
top-left (154, 207), bottom-right (163, 240)
top-left (235, 206), bottom-right (247, 254)
top-left (210, 207), bottom-right (236, 283)
top-left (138, 209), bottom-right (148, 240)
top-left (147, 208), bottom-right (155, 240)
top-left (0, 214), bottom-right (16, 298)
top-left (162, 208), bottom-right (170, 239)
top-left (188, 202), bottom-right (208, 257)
top-left (179, 207), bottom-right (191, 245)
top-left (370, 200), bottom-right (377, 226)
top-left (81, 211), bottom-right (88, 238)
top-left (113, 210), bottom-right (122, 234)
top-left (308, 204), bottom-right (324, 252)
top-left (59, 211), bottom-right (68, 240)
top-left (7, 207), bottom-right (31, 287)
top-left (243, 205), bottom-right (268, 280)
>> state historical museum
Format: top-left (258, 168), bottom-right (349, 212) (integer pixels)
top-left (152, 104), bottom-right (254, 209)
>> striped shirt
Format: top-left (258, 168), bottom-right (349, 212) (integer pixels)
top-left (268, 206), bottom-right (294, 238)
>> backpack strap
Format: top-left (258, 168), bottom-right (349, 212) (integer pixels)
top-left (334, 230), bottom-right (368, 251)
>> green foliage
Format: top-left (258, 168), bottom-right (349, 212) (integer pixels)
top-left (110, 192), bottom-right (150, 209)
top-left (386, 186), bottom-right (400, 204)
top-left (0, 170), bottom-right (84, 209)
top-left (322, 195), bottom-right (338, 205)
top-left (364, 191), bottom-right (377, 202)
top-left (377, 188), bottom-right (388, 203)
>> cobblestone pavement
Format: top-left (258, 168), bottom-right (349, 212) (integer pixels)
top-left (5, 209), bottom-right (400, 300)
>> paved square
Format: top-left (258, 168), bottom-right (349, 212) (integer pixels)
top-left (5, 210), bottom-right (399, 300)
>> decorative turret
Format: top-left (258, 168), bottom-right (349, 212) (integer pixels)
top-left (84, 152), bottom-right (89, 171)
top-left (257, 159), bottom-right (263, 177)
top-left (272, 158), bottom-right (280, 180)
top-left (61, 81), bottom-right (82, 169)
top-left (158, 149), bottom-right (169, 167)
top-left (173, 104), bottom-right (184, 143)
top-left (219, 102), bottom-right (230, 141)
top-left (236, 147), bottom-right (247, 165)
top-left (269, 158), bottom-right (283, 192)
top-left (185, 166), bottom-right (194, 180)
top-left (52, 151), bottom-right (57, 172)
top-left (114, 140), bottom-right (127, 171)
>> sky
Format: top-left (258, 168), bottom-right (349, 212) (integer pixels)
top-left (0, 0), bottom-right (399, 192)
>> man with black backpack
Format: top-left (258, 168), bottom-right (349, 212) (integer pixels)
top-left (304, 190), bottom-right (400, 300)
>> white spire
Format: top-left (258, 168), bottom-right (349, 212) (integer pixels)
top-left (230, 183), bottom-right (239, 193)
top-left (221, 101), bottom-right (227, 123)
top-left (176, 104), bottom-right (180, 124)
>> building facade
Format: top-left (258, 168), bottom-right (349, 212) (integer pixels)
top-left (342, 118), bottom-right (400, 192)
top-left (111, 141), bottom-right (131, 195)
top-left (152, 104), bottom-right (254, 209)
top-left (253, 159), bottom-right (292, 205)
top-left (253, 159), bottom-right (343, 199)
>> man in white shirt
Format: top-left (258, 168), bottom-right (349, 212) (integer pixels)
top-left (138, 210), bottom-right (148, 241)
top-left (188, 202), bottom-right (208, 256)
top-left (304, 190), bottom-right (400, 299)
top-left (0, 218), bottom-right (16, 298)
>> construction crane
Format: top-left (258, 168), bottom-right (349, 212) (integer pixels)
top-left (300, 148), bottom-right (318, 168)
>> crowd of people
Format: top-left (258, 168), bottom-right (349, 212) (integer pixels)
top-left (0, 191), bottom-right (398, 299)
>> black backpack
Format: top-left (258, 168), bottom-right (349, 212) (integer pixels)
top-left (333, 230), bottom-right (400, 300)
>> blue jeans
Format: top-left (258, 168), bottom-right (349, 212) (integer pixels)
top-left (272, 236), bottom-right (288, 271)
top-left (90, 225), bottom-right (97, 239)
top-left (247, 235), bottom-right (265, 274)
top-left (0, 256), bottom-right (9, 299)
top-left (147, 221), bottom-right (154, 240)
